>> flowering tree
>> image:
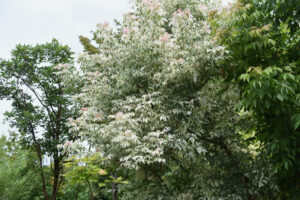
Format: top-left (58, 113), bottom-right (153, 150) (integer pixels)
top-left (61, 0), bottom-right (278, 199)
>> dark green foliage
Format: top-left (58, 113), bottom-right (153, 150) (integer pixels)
top-left (0, 136), bottom-right (45, 199)
top-left (211, 0), bottom-right (300, 198)
top-left (0, 39), bottom-right (79, 200)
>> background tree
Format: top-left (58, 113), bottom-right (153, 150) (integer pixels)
top-left (0, 39), bottom-right (79, 200)
top-left (210, 0), bottom-right (300, 198)
top-left (0, 136), bottom-right (46, 200)
top-left (60, 152), bottom-right (109, 200)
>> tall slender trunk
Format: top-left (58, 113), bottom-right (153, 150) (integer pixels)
top-left (75, 189), bottom-right (79, 200)
top-left (30, 125), bottom-right (49, 200)
top-left (51, 151), bottom-right (60, 200)
top-left (51, 105), bottom-right (62, 200)
top-left (37, 145), bottom-right (49, 200)
top-left (112, 173), bottom-right (118, 200)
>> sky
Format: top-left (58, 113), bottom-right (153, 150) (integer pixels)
top-left (0, 0), bottom-right (231, 136)
top-left (0, 0), bottom-right (131, 136)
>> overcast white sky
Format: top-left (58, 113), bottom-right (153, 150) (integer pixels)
top-left (0, 0), bottom-right (131, 136)
top-left (0, 0), bottom-right (231, 136)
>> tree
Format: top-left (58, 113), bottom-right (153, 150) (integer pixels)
top-left (210, 0), bottom-right (300, 198)
top-left (61, 153), bottom-right (108, 200)
top-left (0, 39), bottom-right (79, 200)
top-left (62, 0), bottom-right (278, 199)
top-left (79, 36), bottom-right (100, 55)
top-left (0, 136), bottom-right (45, 200)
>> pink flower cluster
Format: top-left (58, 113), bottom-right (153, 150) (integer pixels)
top-left (68, 118), bottom-right (74, 122)
top-left (142, 0), bottom-right (159, 10)
top-left (97, 21), bottom-right (110, 29)
top-left (125, 130), bottom-right (132, 136)
top-left (64, 141), bottom-right (72, 148)
top-left (160, 33), bottom-right (170, 42)
top-left (103, 21), bottom-right (109, 27)
top-left (122, 28), bottom-right (130, 34)
top-left (203, 26), bottom-right (211, 34)
top-left (153, 148), bottom-right (160, 155)
top-left (81, 107), bottom-right (88, 111)
top-left (115, 112), bottom-right (124, 120)
top-left (172, 8), bottom-right (190, 17)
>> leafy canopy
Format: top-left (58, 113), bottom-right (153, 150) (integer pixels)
top-left (210, 0), bottom-right (300, 197)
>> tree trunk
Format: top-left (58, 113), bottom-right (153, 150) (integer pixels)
top-left (51, 151), bottom-right (60, 200)
top-left (51, 106), bottom-right (62, 200)
top-left (30, 126), bottom-right (49, 200)
top-left (112, 173), bottom-right (118, 200)
top-left (37, 146), bottom-right (49, 200)
top-left (75, 190), bottom-right (79, 200)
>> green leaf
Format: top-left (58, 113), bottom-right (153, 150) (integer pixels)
top-left (267, 39), bottom-right (276, 45)
top-left (284, 66), bottom-right (292, 72)
top-left (98, 183), bottom-right (106, 187)
top-left (276, 94), bottom-right (284, 101)
top-left (294, 121), bottom-right (300, 130)
top-left (284, 161), bottom-right (289, 170)
top-left (271, 143), bottom-right (277, 151)
top-left (265, 100), bottom-right (270, 109)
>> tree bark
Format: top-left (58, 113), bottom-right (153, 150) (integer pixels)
top-left (75, 190), bottom-right (79, 200)
top-left (29, 124), bottom-right (49, 200)
top-left (112, 173), bottom-right (118, 200)
top-left (37, 145), bottom-right (49, 200)
top-left (51, 103), bottom-right (62, 200)
top-left (51, 151), bottom-right (60, 200)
